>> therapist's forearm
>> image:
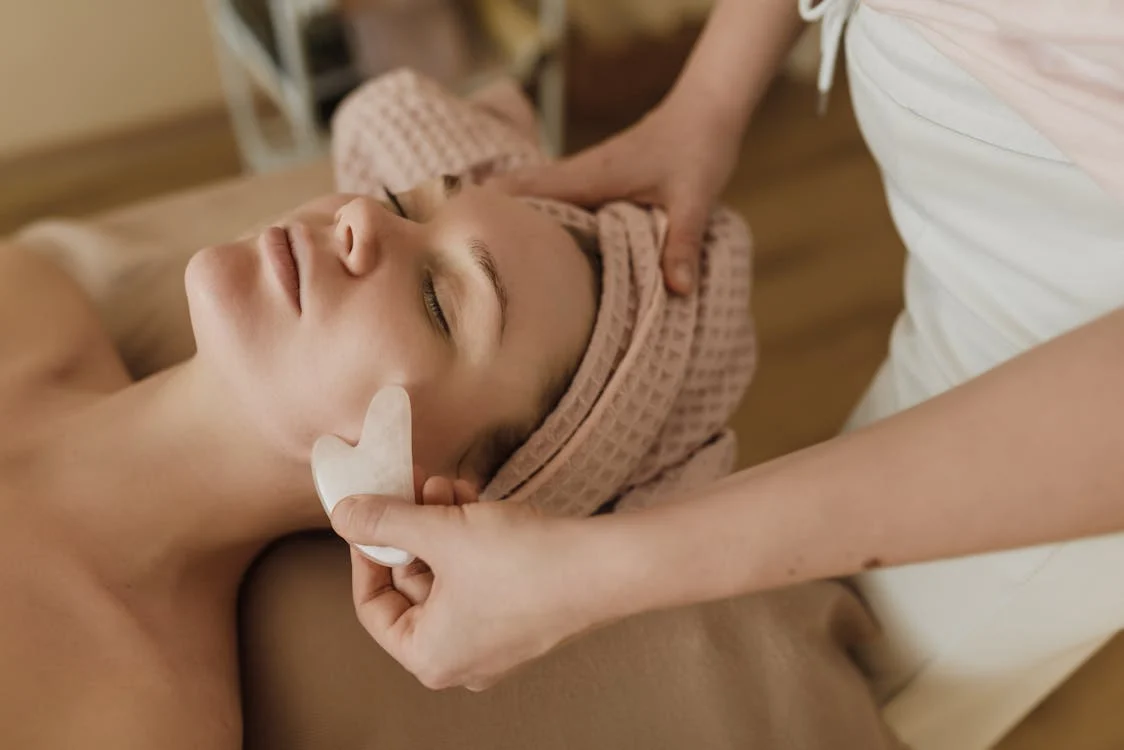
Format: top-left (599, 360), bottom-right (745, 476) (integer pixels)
top-left (598, 306), bottom-right (1124, 620)
top-left (670, 0), bottom-right (804, 136)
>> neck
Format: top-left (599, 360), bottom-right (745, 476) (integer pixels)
top-left (47, 360), bottom-right (327, 586)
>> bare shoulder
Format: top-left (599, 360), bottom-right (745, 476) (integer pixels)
top-left (0, 241), bottom-right (127, 397)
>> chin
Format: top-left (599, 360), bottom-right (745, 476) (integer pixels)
top-left (190, 237), bottom-right (262, 306)
top-left (185, 244), bottom-right (315, 462)
top-left (185, 244), bottom-right (262, 372)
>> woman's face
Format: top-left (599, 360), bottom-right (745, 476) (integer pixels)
top-left (186, 178), bottom-right (597, 484)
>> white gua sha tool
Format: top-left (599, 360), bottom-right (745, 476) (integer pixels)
top-left (312, 385), bottom-right (416, 567)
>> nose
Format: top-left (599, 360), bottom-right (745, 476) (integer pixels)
top-left (333, 196), bottom-right (392, 276)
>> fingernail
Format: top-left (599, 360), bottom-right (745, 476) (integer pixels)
top-left (672, 261), bottom-right (694, 291)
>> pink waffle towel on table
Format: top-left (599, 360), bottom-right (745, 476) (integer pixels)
top-left (332, 70), bottom-right (756, 515)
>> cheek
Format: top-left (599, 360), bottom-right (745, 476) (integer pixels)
top-left (408, 389), bottom-right (475, 478)
top-left (291, 287), bottom-right (449, 446)
top-left (407, 372), bottom-right (510, 479)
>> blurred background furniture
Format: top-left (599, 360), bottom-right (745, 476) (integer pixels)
top-left (206, 0), bottom-right (567, 172)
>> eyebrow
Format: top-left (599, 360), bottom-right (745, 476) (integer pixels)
top-left (467, 237), bottom-right (508, 340)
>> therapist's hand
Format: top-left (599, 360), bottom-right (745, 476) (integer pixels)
top-left (489, 90), bottom-right (742, 296)
top-left (331, 484), bottom-right (603, 691)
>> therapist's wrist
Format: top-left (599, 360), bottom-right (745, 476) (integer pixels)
top-left (662, 78), bottom-right (750, 150)
top-left (564, 510), bottom-right (671, 630)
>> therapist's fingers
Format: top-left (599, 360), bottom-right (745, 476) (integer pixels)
top-left (661, 200), bottom-right (708, 295)
top-left (392, 558), bottom-right (434, 606)
top-left (332, 494), bottom-right (456, 558)
top-left (349, 546), bottom-right (414, 635)
top-left (418, 476), bottom-right (478, 507)
top-left (489, 143), bottom-right (637, 207)
top-left (421, 476), bottom-right (455, 507)
top-left (376, 476), bottom-right (466, 604)
top-left (453, 479), bottom-right (479, 505)
top-left (387, 477), bottom-right (450, 603)
top-left (393, 477), bottom-right (477, 604)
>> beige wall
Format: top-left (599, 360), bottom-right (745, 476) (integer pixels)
top-left (0, 0), bottom-right (224, 160)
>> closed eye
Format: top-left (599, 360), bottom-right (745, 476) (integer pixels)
top-left (387, 187), bottom-right (451, 341)
top-left (423, 272), bottom-right (451, 338)
top-left (385, 187), bottom-right (407, 219)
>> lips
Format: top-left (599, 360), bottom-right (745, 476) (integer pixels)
top-left (262, 225), bottom-right (301, 313)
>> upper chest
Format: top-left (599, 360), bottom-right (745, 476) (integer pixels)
top-left (0, 515), bottom-right (242, 748)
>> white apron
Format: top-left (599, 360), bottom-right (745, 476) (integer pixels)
top-left (802, 2), bottom-right (1124, 747)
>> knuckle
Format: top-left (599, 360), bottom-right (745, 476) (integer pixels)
top-left (332, 499), bottom-right (362, 531)
top-left (403, 559), bottom-right (431, 578)
top-left (349, 498), bottom-right (382, 530)
top-left (417, 667), bottom-right (452, 691)
top-left (339, 497), bottom-right (395, 540)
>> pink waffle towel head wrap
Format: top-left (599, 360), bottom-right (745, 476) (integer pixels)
top-left (332, 70), bottom-right (756, 515)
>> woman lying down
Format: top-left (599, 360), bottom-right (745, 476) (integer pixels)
top-left (0, 71), bottom-right (897, 749)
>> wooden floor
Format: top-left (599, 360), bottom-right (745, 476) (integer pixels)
top-left (3, 74), bottom-right (1123, 748)
top-left (721, 76), bottom-right (906, 467)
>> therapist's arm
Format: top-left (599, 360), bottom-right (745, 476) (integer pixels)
top-left (331, 306), bottom-right (1124, 691)
top-left (601, 305), bottom-right (1124, 619)
top-left (493, 0), bottom-right (803, 293)
top-left (673, 0), bottom-right (805, 132)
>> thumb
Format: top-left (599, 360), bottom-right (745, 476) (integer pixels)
top-left (331, 494), bottom-right (452, 558)
top-left (661, 203), bottom-right (709, 296)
